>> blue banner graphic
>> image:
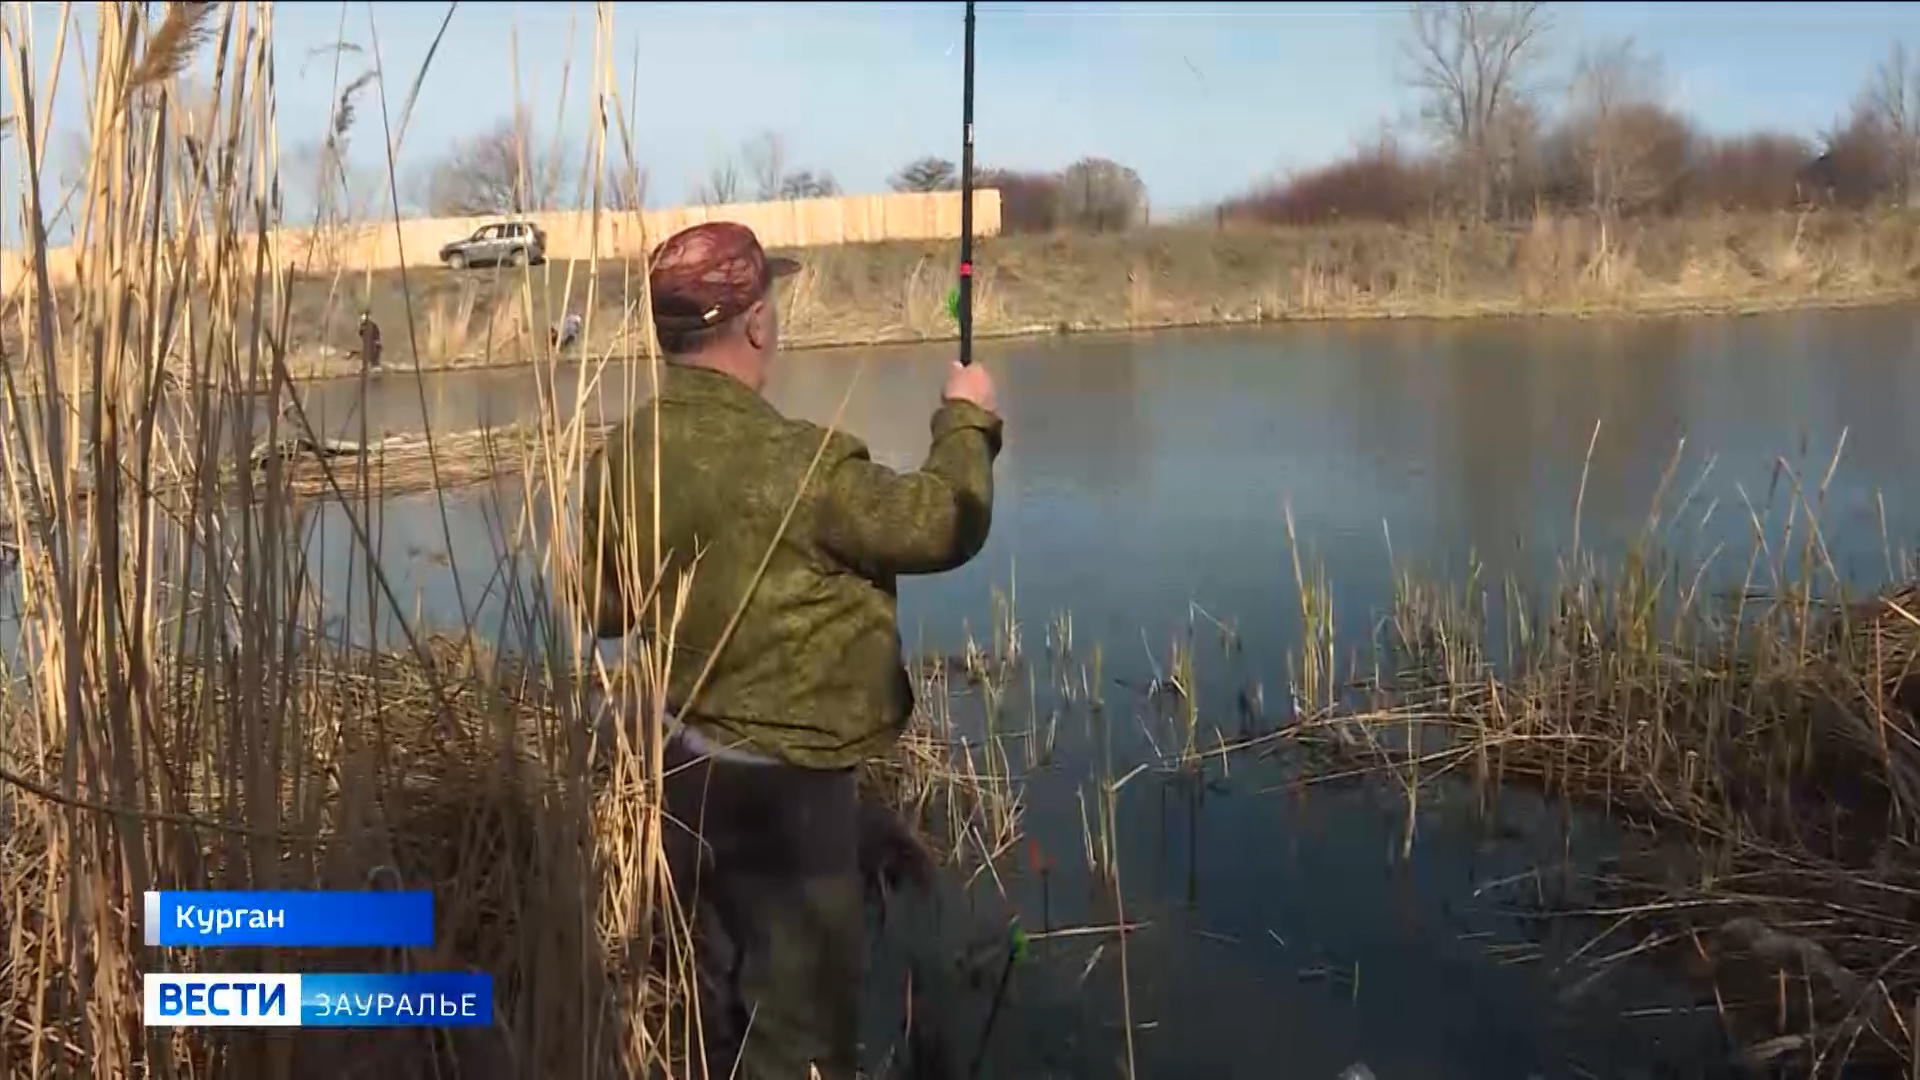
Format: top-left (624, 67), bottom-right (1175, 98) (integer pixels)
top-left (144, 890), bottom-right (435, 948)
top-left (143, 972), bottom-right (493, 1028)
top-left (300, 972), bottom-right (493, 1027)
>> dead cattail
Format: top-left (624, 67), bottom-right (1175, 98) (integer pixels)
top-left (126, 2), bottom-right (220, 92)
top-left (329, 70), bottom-right (378, 147)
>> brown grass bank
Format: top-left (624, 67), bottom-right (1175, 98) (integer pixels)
top-left (204, 208), bottom-right (1920, 382)
top-left (10, 204), bottom-right (1920, 392)
top-left (1283, 448), bottom-right (1920, 1077)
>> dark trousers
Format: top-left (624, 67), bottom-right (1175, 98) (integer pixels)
top-left (662, 736), bottom-right (864, 1080)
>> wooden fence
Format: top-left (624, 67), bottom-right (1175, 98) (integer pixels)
top-left (2, 189), bottom-right (1002, 292)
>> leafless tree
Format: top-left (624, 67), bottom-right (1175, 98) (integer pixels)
top-left (1058, 158), bottom-right (1149, 231)
top-left (1810, 110), bottom-right (1895, 208)
top-left (891, 157), bottom-right (958, 192)
top-left (728, 131), bottom-right (840, 201)
top-left (424, 114), bottom-right (568, 217)
top-left (1686, 132), bottom-right (1814, 211)
top-left (597, 164), bottom-right (650, 212)
top-left (693, 159), bottom-right (742, 206)
top-left (1404, 1), bottom-right (1552, 219)
top-left (1568, 38), bottom-right (1684, 220)
top-left (742, 132), bottom-right (790, 201)
top-left (1489, 98), bottom-right (1547, 217)
top-left (778, 170), bottom-right (840, 198)
top-left (1860, 42), bottom-right (1920, 206)
top-left (980, 167), bottom-right (1064, 232)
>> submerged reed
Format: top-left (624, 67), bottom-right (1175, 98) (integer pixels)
top-left (1289, 433), bottom-right (1920, 1076)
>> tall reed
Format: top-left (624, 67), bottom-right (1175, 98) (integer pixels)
top-left (0, 3), bottom-right (700, 1075)
top-left (4, 4), bottom-right (1030, 1075)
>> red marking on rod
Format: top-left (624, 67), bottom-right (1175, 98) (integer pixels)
top-left (960, 262), bottom-right (974, 277)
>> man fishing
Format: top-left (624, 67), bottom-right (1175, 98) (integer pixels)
top-left (356, 311), bottom-right (382, 371)
top-left (579, 220), bottom-right (1003, 1079)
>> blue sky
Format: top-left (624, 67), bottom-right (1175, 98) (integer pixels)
top-left (8, 2), bottom-right (1920, 221)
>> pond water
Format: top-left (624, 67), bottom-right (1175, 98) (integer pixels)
top-left (286, 306), bottom-right (1920, 1077)
top-left (25, 306), bottom-right (1920, 1076)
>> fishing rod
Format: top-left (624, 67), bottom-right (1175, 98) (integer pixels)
top-left (957, 0), bottom-right (977, 366)
top-left (960, 8), bottom-right (1011, 1066)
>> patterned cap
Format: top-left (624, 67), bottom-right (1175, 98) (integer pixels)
top-left (649, 221), bottom-right (800, 332)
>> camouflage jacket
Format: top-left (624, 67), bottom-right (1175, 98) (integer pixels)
top-left (581, 363), bottom-right (1003, 770)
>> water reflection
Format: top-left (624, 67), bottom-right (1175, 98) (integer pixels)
top-left (29, 306), bottom-right (1920, 676)
top-left (996, 335), bottom-right (1152, 499)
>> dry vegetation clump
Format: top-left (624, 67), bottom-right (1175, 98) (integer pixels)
top-left (1288, 448), bottom-right (1920, 1075)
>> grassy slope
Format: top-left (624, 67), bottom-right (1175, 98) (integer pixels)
top-left (13, 209), bottom-right (1918, 384)
top-left (319, 209), bottom-right (1920, 378)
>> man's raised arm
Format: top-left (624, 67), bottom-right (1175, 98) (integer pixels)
top-left (814, 372), bottom-right (1003, 578)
